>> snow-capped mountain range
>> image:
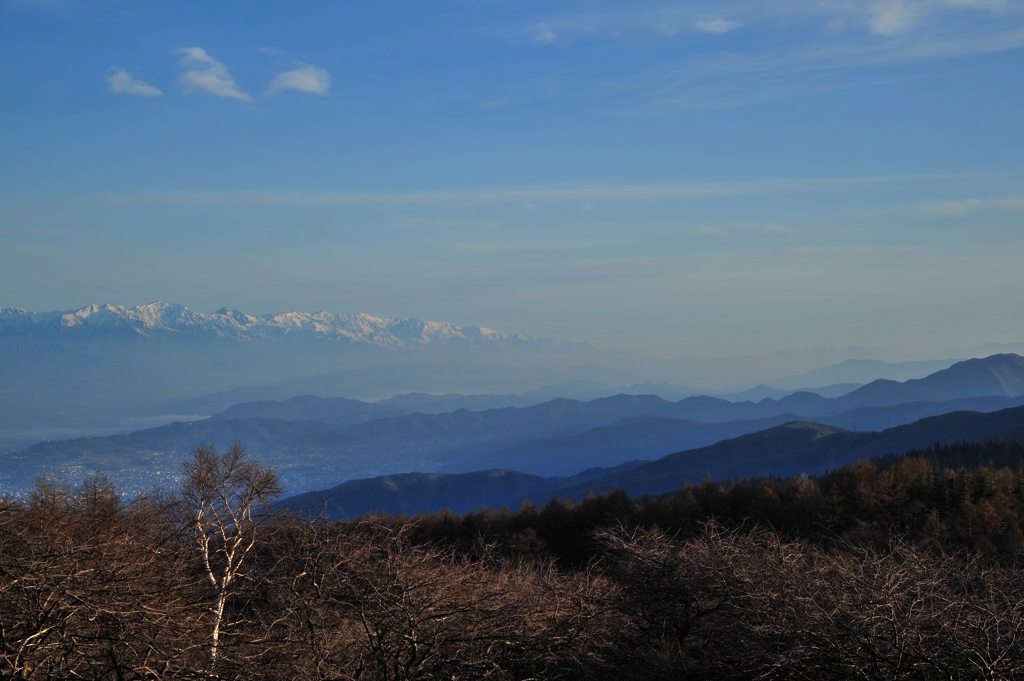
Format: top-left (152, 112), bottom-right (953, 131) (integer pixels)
top-left (0, 302), bottom-right (555, 347)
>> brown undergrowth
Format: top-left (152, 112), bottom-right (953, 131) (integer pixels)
top-left (2, 440), bottom-right (1023, 680)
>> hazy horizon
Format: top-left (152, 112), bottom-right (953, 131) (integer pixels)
top-left (2, 299), bottom-right (1021, 368)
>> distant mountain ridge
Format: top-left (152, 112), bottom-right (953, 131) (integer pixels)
top-left (838, 354), bottom-right (1024, 405)
top-left (374, 392), bottom-right (541, 413)
top-left (0, 301), bottom-right (564, 347)
top-left (6, 391), bottom-right (1023, 497)
top-left (768, 358), bottom-right (961, 390)
top-left (4, 353), bottom-right (1024, 496)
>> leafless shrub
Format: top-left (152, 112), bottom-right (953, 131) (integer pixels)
top-left (597, 522), bottom-right (1024, 680)
top-left (0, 476), bottom-right (195, 679)
top-left (258, 517), bottom-right (615, 680)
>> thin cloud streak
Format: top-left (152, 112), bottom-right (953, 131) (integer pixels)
top-left (523, 0), bottom-right (1020, 42)
top-left (648, 24), bottom-right (1024, 110)
top-left (98, 174), bottom-right (943, 208)
top-left (921, 194), bottom-right (1024, 215)
top-left (514, 1), bottom-right (1024, 111)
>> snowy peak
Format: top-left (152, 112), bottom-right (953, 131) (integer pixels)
top-left (0, 302), bottom-right (562, 348)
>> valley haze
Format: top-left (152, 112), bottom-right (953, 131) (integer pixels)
top-left (2, 340), bottom-right (1023, 505)
top-left (0, 300), bottom-right (997, 453)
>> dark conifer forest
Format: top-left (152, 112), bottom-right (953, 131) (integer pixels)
top-left (3, 440), bottom-right (1024, 680)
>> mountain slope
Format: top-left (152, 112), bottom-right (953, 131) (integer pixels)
top-left (769, 358), bottom-right (960, 390)
top-left (283, 461), bottom-right (649, 518)
top-left (285, 469), bottom-right (552, 518)
top-left (552, 421), bottom-right (852, 500)
top-left (817, 395), bottom-right (1024, 432)
top-left (282, 406), bottom-right (1024, 518)
top-left (554, 405), bottom-right (1024, 500)
top-left (210, 395), bottom-right (405, 426)
top-left (374, 392), bottom-right (542, 413)
top-left (441, 394), bottom-right (1024, 477)
top-left (448, 413), bottom-right (802, 477)
top-left (835, 354), bottom-right (1024, 407)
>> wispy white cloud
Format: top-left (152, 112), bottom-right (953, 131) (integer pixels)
top-left (695, 18), bottom-right (741, 34)
top-left (921, 195), bottom-right (1024, 215)
top-left (698, 225), bottom-right (734, 236)
top-left (647, 22), bottom-right (1024, 111)
top-left (267, 65), bottom-right (331, 96)
top-left (865, 1), bottom-right (919, 35)
top-left (865, 0), bottom-right (1015, 31)
top-left (501, 1), bottom-right (1024, 112)
top-left (991, 195), bottom-right (1024, 211)
top-left (105, 68), bottom-right (164, 97)
top-left (523, 0), bottom-right (1021, 43)
top-left (533, 22), bottom-right (558, 45)
top-left (923, 198), bottom-right (983, 215)
top-left (175, 47), bottom-right (249, 100)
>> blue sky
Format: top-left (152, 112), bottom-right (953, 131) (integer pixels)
top-left (1, 0), bottom-right (1023, 357)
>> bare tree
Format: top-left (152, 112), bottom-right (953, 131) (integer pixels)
top-left (262, 517), bottom-right (614, 680)
top-left (0, 475), bottom-right (193, 680)
top-left (180, 441), bottom-right (281, 670)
